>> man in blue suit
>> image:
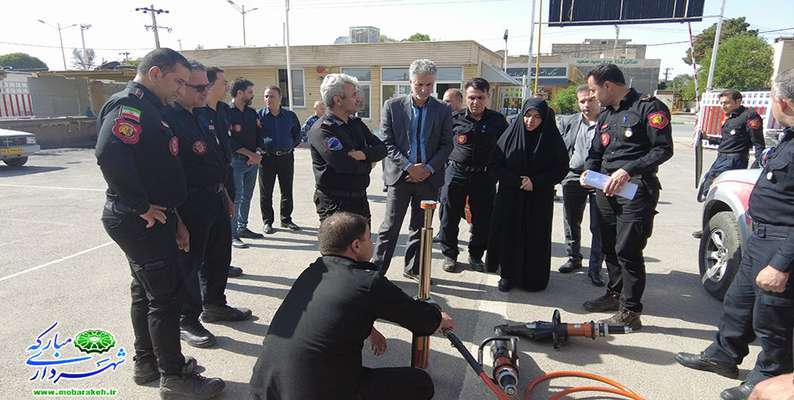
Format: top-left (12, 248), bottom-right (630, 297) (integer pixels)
top-left (374, 59), bottom-right (453, 279)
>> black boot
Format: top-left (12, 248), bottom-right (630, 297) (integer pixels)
top-left (159, 373), bottom-right (225, 400)
top-left (674, 352), bottom-right (739, 379)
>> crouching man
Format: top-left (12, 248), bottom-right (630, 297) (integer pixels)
top-left (249, 211), bottom-right (455, 400)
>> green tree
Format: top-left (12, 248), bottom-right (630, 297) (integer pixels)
top-left (402, 33), bottom-right (431, 42)
top-left (552, 84), bottom-right (579, 114)
top-left (669, 74), bottom-right (696, 103)
top-left (0, 52), bottom-right (48, 71)
top-left (684, 17), bottom-right (757, 65)
top-left (698, 34), bottom-right (773, 93)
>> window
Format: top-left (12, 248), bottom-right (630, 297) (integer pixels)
top-left (342, 67), bottom-right (371, 119)
top-left (434, 66), bottom-right (462, 99)
top-left (381, 67), bottom-right (411, 103)
top-left (381, 66), bottom-right (462, 102)
top-left (277, 68), bottom-right (305, 108)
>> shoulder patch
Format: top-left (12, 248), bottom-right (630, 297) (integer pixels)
top-left (120, 105), bottom-right (141, 123)
top-left (112, 118), bottom-right (142, 144)
top-left (747, 117), bottom-right (762, 130)
top-left (326, 137), bottom-right (343, 151)
top-left (647, 111), bottom-right (669, 129)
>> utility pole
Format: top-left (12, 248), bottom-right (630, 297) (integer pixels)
top-left (663, 67), bottom-right (672, 82)
top-left (79, 24), bottom-right (91, 69)
top-left (226, 0), bottom-right (260, 47)
top-left (525, 0), bottom-right (537, 99)
top-left (284, 0), bottom-right (293, 109)
top-left (135, 4), bottom-right (171, 49)
top-left (503, 29), bottom-right (508, 72)
top-left (37, 19), bottom-right (76, 70)
top-left (177, 39), bottom-right (183, 51)
top-left (706, 0), bottom-right (727, 91)
top-left (612, 25), bottom-right (620, 62)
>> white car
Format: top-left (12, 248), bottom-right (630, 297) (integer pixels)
top-left (0, 128), bottom-right (39, 167)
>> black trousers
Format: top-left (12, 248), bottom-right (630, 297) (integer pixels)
top-left (729, 225), bottom-right (792, 384)
top-left (101, 201), bottom-right (185, 375)
top-left (595, 176), bottom-right (659, 313)
top-left (313, 188), bottom-right (371, 224)
top-left (439, 164), bottom-right (495, 259)
top-left (374, 179), bottom-right (439, 275)
top-left (355, 367), bottom-right (434, 400)
top-left (562, 178), bottom-right (603, 270)
top-left (259, 152), bottom-right (294, 225)
top-left (698, 152), bottom-right (749, 200)
top-left (177, 189), bottom-right (232, 325)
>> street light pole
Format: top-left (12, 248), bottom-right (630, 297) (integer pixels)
top-left (38, 20), bottom-right (76, 70)
top-left (79, 24), bottom-right (91, 70)
top-left (226, 0), bottom-right (260, 47)
top-left (705, 0), bottom-right (727, 91)
top-left (57, 22), bottom-right (67, 70)
top-left (284, 0), bottom-right (293, 109)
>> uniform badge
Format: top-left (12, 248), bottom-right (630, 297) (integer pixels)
top-left (232, 124), bottom-right (242, 133)
top-left (730, 129), bottom-right (736, 136)
top-left (169, 136), bottom-right (179, 156)
top-left (112, 118), bottom-right (142, 144)
top-left (624, 128), bottom-right (633, 138)
top-left (747, 118), bottom-right (762, 130)
top-left (647, 112), bottom-right (669, 129)
top-left (208, 124), bottom-right (215, 131)
top-left (120, 105), bottom-right (141, 123)
top-left (192, 140), bottom-right (207, 155)
top-left (600, 132), bottom-right (611, 147)
top-left (326, 137), bottom-right (343, 151)
top-left (456, 134), bottom-right (468, 145)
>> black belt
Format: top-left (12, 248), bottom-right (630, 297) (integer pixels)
top-left (188, 183), bottom-right (224, 194)
top-left (106, 199), bottom-right (176, 215)
top-left (450, 160), bottom-right (487, 173)
top-left (316, 187), bottom-right (367, 198)
top-left (752, 221), bottom-right (793, 238)
top-left (263, 149), bottom-right (294, 157)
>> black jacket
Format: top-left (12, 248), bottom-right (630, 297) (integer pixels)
top-left (95, 81), bottom-right (186, 214)
top-left (249, 255), bottom-right (441, 400)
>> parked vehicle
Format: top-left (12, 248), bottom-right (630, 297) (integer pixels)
top-left (0, 128), bottom-right (39, 167)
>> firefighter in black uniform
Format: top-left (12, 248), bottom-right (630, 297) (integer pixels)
top-left (581, 64), bottom-right (673, 330)
top-left (697, 89), bottom-right (766, 203)
top-left (196, 66), bottom-right (243, 276)
top-left (95, 48), bottom-right (224, 399)
top-left (309, 73), bottom-right (386, 223)
top-left (164, 62), bottom-right (252, 350)
top-left (677, 69), bottom-right (794, 400)
top-left (249, 211), bottom-right (455, 400)
top-left (439, 78), bottom-right (508, 273)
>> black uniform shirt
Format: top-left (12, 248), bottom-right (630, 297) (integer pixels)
top-left (449, 108), bottom-right (509, 167)
top-left (308, 113), bottom-right (387, 192)
top-left (586, 88), bottom-right (674, 176)
top-left (227, 104), bottom-right (263, 153)
top-left (718, 105), bottom-right (765, 158)
top-left (748, 127), bottom-right (794, 272)
top-left (95, 81), bottom-right (186, 214)
top-left (195, 101), bottom-right (233, 164)
top-left (164, 103), bottom-right (227, 189)
top-left (249, 255), bottom-right (442, 400)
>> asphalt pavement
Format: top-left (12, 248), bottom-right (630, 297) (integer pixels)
top-left (0, 126), bottom-right (757, 399)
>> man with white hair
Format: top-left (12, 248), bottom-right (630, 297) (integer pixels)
top-left (677, 68), bottom-right (794, 400)
top-left (374, 59), bottom-right (454, 280)
top-left (308, 73), bottom-right (386, 222)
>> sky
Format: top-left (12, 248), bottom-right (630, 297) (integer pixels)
top-left (1, 0), bottom-right (792, 79)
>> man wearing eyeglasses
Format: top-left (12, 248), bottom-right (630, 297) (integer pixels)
top-left (164, 61), bottom-right (252, 351)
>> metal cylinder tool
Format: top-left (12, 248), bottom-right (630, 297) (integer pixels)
top-left (411, 200), bottom-right (437, 369)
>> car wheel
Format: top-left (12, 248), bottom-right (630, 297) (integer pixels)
top-left (3, 156), bottom-right (28, 167)
top-left (698, 211), bottom-right (742, 301)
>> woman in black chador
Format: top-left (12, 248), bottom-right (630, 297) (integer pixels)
top-left (486, 97), bottom-right (569, 292)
